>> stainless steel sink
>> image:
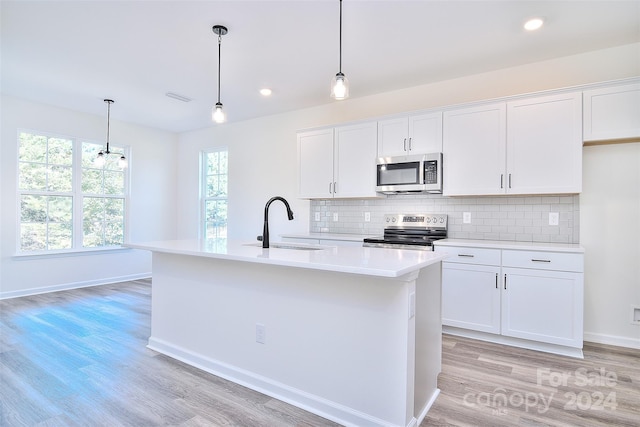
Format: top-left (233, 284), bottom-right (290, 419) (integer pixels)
top-left (243, 242), bottom-right (327, 251)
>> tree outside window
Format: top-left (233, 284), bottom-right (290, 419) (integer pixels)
top-left (81, 142), bottom-right (125, 247)
top-left (203, 150), bottom-right (228, 239)
top-left (17, 131), bottom-right (128, 253)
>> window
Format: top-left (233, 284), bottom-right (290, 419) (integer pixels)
top-left (202, 149), bottom-right (228, 239)
top-left (81, 142), bottom-right (126, 247)
top-left (17, 131), bottom-right (128, 253)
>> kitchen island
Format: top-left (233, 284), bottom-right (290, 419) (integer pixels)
top-left (126, 239), bottom-right (447, 427)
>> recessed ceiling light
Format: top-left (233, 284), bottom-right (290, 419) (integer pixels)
top-left (260, 88), bottom-right (272, 96)
top-left (524, 18), bottom-right (544, 31)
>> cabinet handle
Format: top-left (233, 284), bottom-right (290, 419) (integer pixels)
top-left (408, 137), bottom-right (412, 151)
top-left (333, 181), bottom-right (337, 194)
top-left (457, 254), bottom-right (475, 258)
top-left (504, 274), bottom-right (507, 290)
top-left (403, 138), bottom-right (407, 151)
top-left (500, 174), bottom-right (504, 189)
top-left (329, 182), bottom-right (333, 194)
top-left (531, 259), bottom-right (551, 263)
top-left (508, 173), bottom-right (512, 189)
top-left (495, 273), bottom-right (498, 289)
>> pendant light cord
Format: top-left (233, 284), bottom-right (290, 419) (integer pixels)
top-left (339, 0), bottom-right (343, 73)
top-left (217, 33), bottom-right (222, 104)
top-left (105, 99), bottom-right (112, 154)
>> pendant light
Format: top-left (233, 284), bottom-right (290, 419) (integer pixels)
top-left (330, 0), bottom-right (349, 100)
top-left (212, 25), bottom-right (228, 123)
top-left (95, 99), bottom-right (127, 168)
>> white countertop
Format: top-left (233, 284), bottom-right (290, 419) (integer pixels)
top-left (433, 239), bottom-right (584, 253)
top-left (126, 239), bottom-right (446, 278)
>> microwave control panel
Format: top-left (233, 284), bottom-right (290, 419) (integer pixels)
top-left (424, 160), bottom-right (438, 184)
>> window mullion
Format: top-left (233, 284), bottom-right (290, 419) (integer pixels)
top-left (73, 139), bottom-right (84, 248)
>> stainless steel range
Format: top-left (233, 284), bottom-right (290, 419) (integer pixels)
top-left (363, 213), bottom-right (448, 251)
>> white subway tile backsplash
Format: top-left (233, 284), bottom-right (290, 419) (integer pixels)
top-left (309, 193), bottom-right (579, 244)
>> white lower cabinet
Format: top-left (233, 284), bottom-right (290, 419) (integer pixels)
top-left (435, 243), bottom-right (584, 355)
top-left (442, 263), bottom-right (501, 334)
top-left (501, 267), bottom-right (583, 347)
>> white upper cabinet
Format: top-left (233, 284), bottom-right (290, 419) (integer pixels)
top-left (443, 92), bottom-right (582, 196)
top-left (443, 102), bottom-right (506, 196)
top-left (298, 122), bottom-right (378, 199)
top-left (377, 117), bottom-right (408, 157)
top-left (298, 128), bottom-right (334, 198)
top-left (583, 82), bottom-right (640, 142)
top-left (334, 122), bottom-right (378, 198)
top-left (507, 92), bottom-right (583, 194)
top-left (377, 112), bottom-right (442, 157)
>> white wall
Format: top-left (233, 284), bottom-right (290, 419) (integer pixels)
top-left (178, 43), bottom-right (640, 347)
top-left (581, 143), bottom-right (640, 348)
top-left (0, 96), bottom-right (179, 297)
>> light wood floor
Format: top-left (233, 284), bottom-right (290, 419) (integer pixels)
top-left (1, 280), bottom-right (638, 426)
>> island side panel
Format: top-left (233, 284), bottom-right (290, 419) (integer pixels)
top-left (148, 251), bottom-right (423, 427)
top-left (414, 262), bottom-right (443, 422)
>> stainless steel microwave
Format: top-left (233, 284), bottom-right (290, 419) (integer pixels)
top-left (376, 153), bottom-right (443, 194)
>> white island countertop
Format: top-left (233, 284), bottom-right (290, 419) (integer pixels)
top-left (126, 239), bottom-right (446, 278)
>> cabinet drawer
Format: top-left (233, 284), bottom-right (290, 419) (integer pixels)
top-left (502, 250), bottom-right (583, 272)
top-left (435, 246), bottom-right (501, 266)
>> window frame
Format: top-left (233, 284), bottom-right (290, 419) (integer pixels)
top-left (16, 129), bottom-right (131, 256)
top-left (200, 148), bottom-right (229, 240)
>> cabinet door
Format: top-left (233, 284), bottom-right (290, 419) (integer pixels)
top-left (583, 82), bottom-right (640, 141)
top-left (501, 267), bottom-right (583, 348)
top-left (443, 103), bottom-right (506, 196)
top-left (408, 112), bottom-right (443, 153)
top-left (334, 122), bottom-right (378, 198)
top-left (441, 263), bottom-right (501, 334)
top-left (298, 129), bottom-right (334, 198)
top-left (377, 117), bottom-right (409, 157)
top-left (507, 92), bottom-right (582, 194)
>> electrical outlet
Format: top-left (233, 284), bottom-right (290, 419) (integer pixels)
top-left (333, 213), bottom-right (339, 222)
top-left (632, 306), bottom-right (640, 325)
top-left (314, 212), bottom-right (320, 221)
top-left (463, 212), bottom-right (471, 224)
top-left (256, 323), bottom-right (266, 344)
top-left (364, 212), bottom-right (371, 222)
top-left (549, 212), bottom-right (559, 226)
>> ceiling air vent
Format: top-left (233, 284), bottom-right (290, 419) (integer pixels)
top-left (165, 92), bottom-right (192, 102)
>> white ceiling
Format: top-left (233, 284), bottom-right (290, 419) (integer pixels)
top-left (2, 1), bottom-right (639, 133)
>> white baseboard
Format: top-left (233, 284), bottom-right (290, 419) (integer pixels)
top-left (148, 337), bottom-right (412, 427)
top-left (443, 326), bottom-right (584, 358)
top-left (583, 331), bottom-right (640, 350)
top-left (415, 388), bottom-right (440, 426)
top-left (0, 273), bottom-right (152, 300)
